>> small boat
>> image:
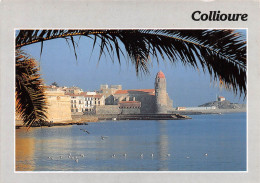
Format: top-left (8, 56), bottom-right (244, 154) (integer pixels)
top-left (112, 118), bottom-right (117, 121)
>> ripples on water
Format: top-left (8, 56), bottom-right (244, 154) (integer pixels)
top-left (16, 113), bottom-right (246, 171)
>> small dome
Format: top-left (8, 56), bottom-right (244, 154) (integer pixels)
top-left (156, 71), bottom-right (165, 78)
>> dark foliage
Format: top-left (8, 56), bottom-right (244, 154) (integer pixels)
top-left (16, 50), bottom-right (47, 127)
top-left (51, 82), bottom-right (59, 87)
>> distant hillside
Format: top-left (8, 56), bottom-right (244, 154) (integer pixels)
top-left (199, 100), bottom-right (246, 109)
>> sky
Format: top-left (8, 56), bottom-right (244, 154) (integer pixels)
top-left (21, 30), bottom-right (247, 107)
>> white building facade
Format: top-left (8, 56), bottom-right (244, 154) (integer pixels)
top-left (68, 94), bottom-right (85, 113)
top-left (84, 94), bottom-right (105, 113)
top-left (66, 92), bottom-right (105, 114)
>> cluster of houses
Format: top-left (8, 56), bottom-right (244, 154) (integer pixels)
top-left (43, 82), bottom-right (158, 123)
top-left (42, 71), bottom-right (173, 122)
top-left (17, 72), bottom-right (228, 125)
top-left (45, 85), bottom-right (113, 115)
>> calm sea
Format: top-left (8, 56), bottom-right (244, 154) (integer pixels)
top-left (16, 112), bottom-right (246, 171)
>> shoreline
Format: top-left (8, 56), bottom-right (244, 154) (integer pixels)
top-left (15, 109), bottom-right (246, 129)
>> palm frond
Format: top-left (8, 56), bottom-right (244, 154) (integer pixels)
top-left (15, 29), bottom-right (247, 96)
top-left (16, 49), bottom-right (47, 127)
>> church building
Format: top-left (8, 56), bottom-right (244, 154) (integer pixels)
top-left (96, 71), bottom-right (173, 114)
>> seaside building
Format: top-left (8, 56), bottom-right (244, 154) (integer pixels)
top-left (66, 92), bottom-right (105, 114)
top-left (84, 94), bottom-right (105, 113)
top-left (67, 93), bottom-right (85, 114)
top-left (113, 89), bottom-right (156, 113)
top-left (63, 86), bottom-right (83, 95)
top-left (48, 86), bottom-right (104, 114)
top-left (95, 71), bottom-right (173, 114)
top-left (218, 96), bottom-right (226, 102)
top-left (34, 71), bottom-right (173, 120)
top-left (99, 84), bottom-right (122, 104)
top-left (155, 71), bottom-right (172, 113)
top-left (176, 107), bottom-right (186, 111)
top-left (44, 86), bottom-right (72, 122)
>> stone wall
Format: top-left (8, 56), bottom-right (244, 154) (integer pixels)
top-left (137, 94), bottom-right (156, 113)
top-left (95, 105), bottom-right (120, 115)
top-left (121, 108), bottom-right (140, 114)
top-left (95, 105), bottom-right (142, 115)
top-left (45, 91), bottom-right (72, 122)
top-left (113, 92), bottom-right (156, 114)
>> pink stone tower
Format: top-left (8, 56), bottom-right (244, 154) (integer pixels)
top-left (155, 71), bottom-right (168, 113)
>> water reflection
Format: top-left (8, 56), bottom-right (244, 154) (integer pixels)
top-left (15, 113), bottom-right (246, 171)
top-left (157, 121), bottom-right (169, 171)
top-left (16, 129), bottom-right (36, 171)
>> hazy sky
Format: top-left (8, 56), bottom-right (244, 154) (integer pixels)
top-left (21, 30), bottom-right (247, 107)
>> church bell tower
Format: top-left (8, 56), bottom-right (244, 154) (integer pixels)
top-left (155, 71), bottom-right (168, 113)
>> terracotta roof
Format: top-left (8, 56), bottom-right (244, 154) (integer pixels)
top-left (114, 89), bottom-right (155, 94)
top-left (156, 71), bottom-right (165, 78)
top-left (94, 95), bottom-right (103, 99)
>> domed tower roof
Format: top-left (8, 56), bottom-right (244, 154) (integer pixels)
top-left (156, 71), bottom-right (165, 79)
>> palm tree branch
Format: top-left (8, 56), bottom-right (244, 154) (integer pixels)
top-left (16, 30), bottom-right (246, 68)
top-left (15, 29), bottom-right (246, 95)
top-left (16, 50), bottom-right (47, 127)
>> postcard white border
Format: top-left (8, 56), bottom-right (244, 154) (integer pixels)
top-left (1, 0), bottom-right (259, 183)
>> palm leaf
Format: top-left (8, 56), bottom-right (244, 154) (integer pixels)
top-left (16, 49), bottom-right (47, 127)
top-left (15, 29), bottom-right (247, 96)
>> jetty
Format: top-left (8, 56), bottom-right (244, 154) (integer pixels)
top-left (98, 113), bottom-right (191, 120)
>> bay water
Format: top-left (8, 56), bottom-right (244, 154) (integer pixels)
top-left (16, 112), bottom-right (246, 171)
